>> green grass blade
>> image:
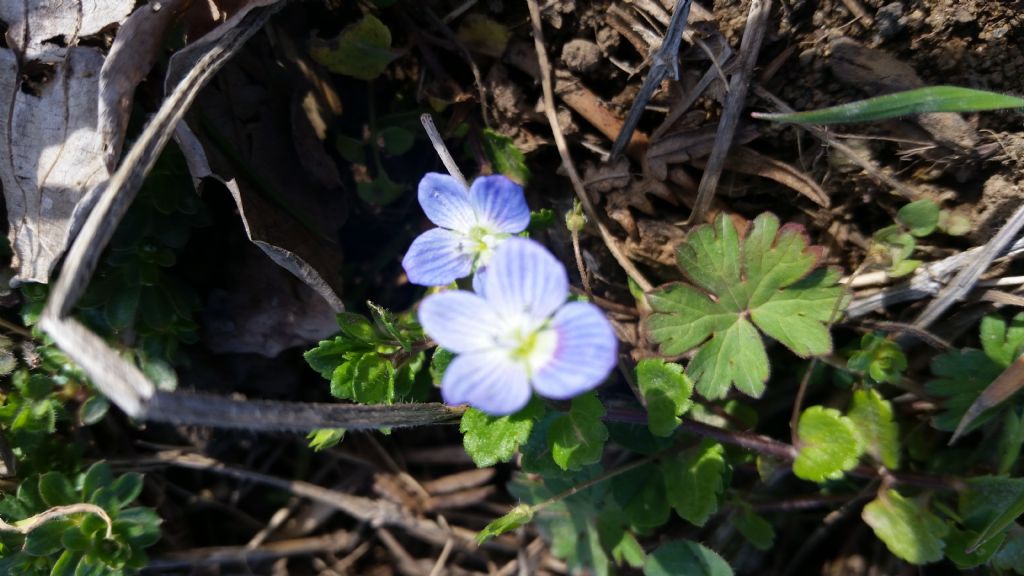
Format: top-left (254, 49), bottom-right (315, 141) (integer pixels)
top-left (753, 86), bottom-right (1024, 125)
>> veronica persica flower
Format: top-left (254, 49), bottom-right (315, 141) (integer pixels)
top-left (418, 238), bottom-right (618, 415)
top-left (402, 173), bottom-right (531, 286)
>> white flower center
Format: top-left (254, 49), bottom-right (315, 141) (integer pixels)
top-left (466, 226), bottom-right (506, 266)
top-left (493, 315), bottom-right (558, 376)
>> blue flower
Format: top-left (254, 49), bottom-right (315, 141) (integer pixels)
top-left (418, 238), bottom-right (618, 415)
top-left (402, 173), bottom-right (531, 286)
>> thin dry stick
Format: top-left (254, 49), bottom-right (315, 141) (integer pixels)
top-left (525, 0), bottom-right (654, 292)
top-left (148, 529), bottom-right (355, 570)
top-left (909, 201), bottom-right (1024, 332)
top-left (420, 114), bottom-right (466, 186)
top-left (688, 0), bottom-right (772, 225)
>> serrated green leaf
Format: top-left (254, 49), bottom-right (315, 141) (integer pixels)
top-left (646, 213), bottom-right (842, 399)
top-left (643, 540), bottom-right (733, 576)
top-left (753, 86), bottom-right (1024, 125)
top-left (482, 129), bottom-right (530, 185)
top-left (735, 505), bottom-right (774, 550)
top-left (926, 348), bottom-right (1004, 432)
top-left (662, 440), bottom-right (727, 526)
top-left (309, 14), bottom-right (398, 81)
top-left (305, 337), bottom-right (369, 380)
top-left (547, 393), bottom-right (608, 471)
top-left (39, 472), bottom-right (76, 507)
top-left (981, 313), bottom-right (1024, 368)
top-left (862, 490), bottom-right (948, 564)
top-left (352, 354), bottom-right (395, 405)
top-left (307, 428), bottom-right (346, 451)
top-left (636, 359), bottom-right (693, 437)
top-left (793, 406), bottom-right (863, 482)
top-left (476, 504), bottom-right (533, 543)
top-left (461, 400), bottom-right (542, 468)
top-left (848, 389), bottom-right (900, 469)
top-left (897, 200), bottom-right (940, 237)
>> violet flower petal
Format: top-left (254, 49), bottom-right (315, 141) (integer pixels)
top-left (442, 349), bottom-right (532, 415)
top-left (402, 228), bottom-right (474, 286)
top-left (469, 175), bottom-right (531, 234)
top-left (531, 301), bottom-right (618, 400)
top-left (418, 291), bottom-right (502, 354)
top-left (418, 172), bottom-right (476, 232)
top-left (483, 238), bottom-right (568, 324)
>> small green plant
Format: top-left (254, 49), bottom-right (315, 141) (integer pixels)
top-left (0, 462), bottom-right (160, 575)
top-left (644, 212), bottom-right (846, 399)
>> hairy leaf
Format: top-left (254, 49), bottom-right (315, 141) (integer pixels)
top-left (646, 213), bottom-right (843, 399)
top-left (863, 490), bottom-right (948, 564)
top-left (548, 393), bottom-right (609, 471)
top-left (636, 359), bottom-right (693, 437)
top-left (643, 540), bottom-right (733, 576)
top-left (461, 400), bottom-right (543, 468)
top-left (793, 407), bottom-right (863, 482)
top-left (848, 389), bottom-right (900, 469)
top-left (662, 440), bottom-right (727, 526)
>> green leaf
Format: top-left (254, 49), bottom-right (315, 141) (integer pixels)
top-left (643, 540), bottom-right (733, 576)
top-left (461, 400), bottom-right (543, 467)
top-left (993, 528), bottom-right (1024, 573)
top-left (307, 428), bottom-right (346, 451)
top-left (39, 472), bottom-right (76, 507)
top-left (944, 525), bottom-right (1003, 569)
top-left (926, 348), bottom-right (1004, 432)
top-left (897, 200), bottom-right (940, 237)
top-left (615, 464), bottom-right (670, 531)
top-left (847, 389), bottom-right (900, 469)
top-left (352, 354), bottom-right (395, 405)
top-left (662, 440), bottom-right (727, 526)
top-left (793, 406), bottom-right (863, 482)
top-left (429, 348), bottom-right (454, 385)
top-left (959, 476), bottom-right (1024, 554)
top-left (547, 393), bottom-right (608, 471)
top-left (357, 173), bottom-right (406, 206)
top-left (752, 86), bottom-right (1024, 125)
top-left (117, 507), bottom-right (162, 548)
top-left (871, 224), bottom-right (916, 269)
top-left (335, 134), bottom-right (366, 164)
top-left (847, 332), bottom-right (907, 385)
top-left (309, 14), bottom-right (398, 81)
top-left (377, 126), bottom-right (414, 156)
top-left (997, 408), bottom-right (1024, 474)
top-left (61, 527), bottom-right (91, 552)
top-left (938, 209), bottom-right (972, 236)
top-left (24, 518), bottom-right (73, 556)
top-left (597, 512), bottom-right (646, 568)
top-left (981, 313), bottom-right (1024, 368)
top-left (456, 14), bottom-right (510, 58)
top-left (482, 129), bottom-right (530, 185)
top-left (645, 213), bottom-right (843, 399)
top-left (862, 490), bottom-right (948, 564)
top-left (51, 549), bottom-right (82, 576)
top-left (74, 554), bottom-right (106, 576)
top-left (527, 208), bottom-right (555, 233)
top-left (636, 359), bottom-right (693, 437)
top-left (476, 504), bottom-right (533, 543)
top-left (79, 395), bottom-right (110, 426)
top-left (103, 285), bottom-right (139, 330)
top-left (107, 473), bottom-right (144, 510)
top-left (734, 505), bottom-right (775, 550)
top-left (81, 463), bottom-right (114, 500)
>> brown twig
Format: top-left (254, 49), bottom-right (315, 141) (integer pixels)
top-left (524, 0), bottom-right (654, 293)
top-left (688, 0), bottom-right (772, 225)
